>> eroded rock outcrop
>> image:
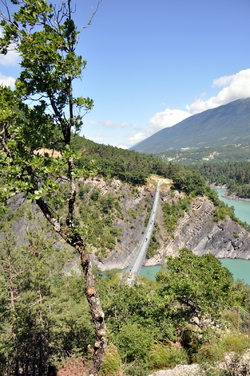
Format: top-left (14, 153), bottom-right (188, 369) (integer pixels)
top-left (145, 194), bottom-right (250, 266)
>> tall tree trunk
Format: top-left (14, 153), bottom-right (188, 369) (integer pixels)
top-left (80, 245), bottom-right (107, 375)
top-left (36, 198), bottom-right (107, 375)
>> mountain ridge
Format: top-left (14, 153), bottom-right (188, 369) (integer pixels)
top-left (131, 98), bottom-right (250, 153)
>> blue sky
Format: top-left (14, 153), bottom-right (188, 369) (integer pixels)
top-left (1, 0), bottom-right (250, 148)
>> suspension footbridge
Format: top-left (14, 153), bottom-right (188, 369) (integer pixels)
top-left (126, 180), bottom-right (161, 284)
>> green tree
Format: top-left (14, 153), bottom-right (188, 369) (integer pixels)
top-left (231, 279), bottom-right (250, 312)
top-left (0, 1), bottom-right (106, 374)
top-left (155, 249), bottom-right (233, 360)
top-left (172, 169), bottom-right (206, 196)
top-left (156, 249), bottom-right (233, 325)
top-left (101, 282), bottom-right (176, 364)
top-left (0, 225), bottom-right (94, 375)
top-left (0, 230), bottom-right (21, 375)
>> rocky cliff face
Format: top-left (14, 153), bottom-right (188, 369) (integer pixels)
top-left (2, 177), bottom-right (250, 273)
top-left (83, 177), bottom-right (156, 271)
top-left (145, 191), bottom-right (250, 266)
top-left (173, 196), bottom-right (250, 259)
top-left (1, 178), bottom-right (156, 272)
top-left (91, 177), bottom-right (250, 269)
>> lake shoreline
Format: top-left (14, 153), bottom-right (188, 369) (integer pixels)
top-left (211, 184), bottom-right (250, 202)
top-left (221, 193), bottom-right (250, 203)
top-left (140, 258), bottom-right (250, 283)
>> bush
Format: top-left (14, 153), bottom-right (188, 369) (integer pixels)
top-left (195, 333), bottom-right (250, 364)
top-left (122, 359), bottom-right (148, 376)
top-left (113, 323), bottom-right (153, 363)
top-left (162, 197), bottom-right (191, 233)
top-left (213, 206), bottom-right (231, 221)
top-left (99, 344), bottom-right (122, 376)
top-left (90, 189), bottom-right (100, 201)
top-left (195, 340), bottom-right (225, 363)
top-left (149, 342), bottom-right (188, 369)
top-left (221, 333), bottom-right (250, 354)
top-left (146, 231), bottom-right (160, 259)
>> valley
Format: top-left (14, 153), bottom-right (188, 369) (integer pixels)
top-left (2, 156), bottom-right (250, 376)
top-left (4, 173), bottom-right (250, 274)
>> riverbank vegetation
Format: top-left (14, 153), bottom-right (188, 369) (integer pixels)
top-left (193, 161), bottom-right (250, 199)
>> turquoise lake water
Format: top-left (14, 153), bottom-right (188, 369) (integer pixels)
top-left (139, 188), bottom-right (250, 283)
top-left (214, 187), bottom-right (250, 284)
top-left (138, 265), bottom-right (162, 280)
top-left (215, 187), bottom-right (250, 225)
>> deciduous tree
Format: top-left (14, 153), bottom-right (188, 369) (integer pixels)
top-left (156, 248), bottom-right (233, 325)
top-left (0, 0), bottom-right (106, 374)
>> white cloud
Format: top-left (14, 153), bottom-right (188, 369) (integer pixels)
top-left (116, 143), bottom-right (129, 149)
top-left (102, 119), bottom-right (116, 128)
top-left (85, 132), bottom-right (105, 142)
top-left (147, 69), bottom-right (250, 138)
top-left (0, 29), bottom-right (19, 87)
top-left (0, 73), bottom-right (15, 87)
top-left (123, 109), bottom-right (192, 149)
top-left (102, 119), bottom-right (133, 129)
top-left (0, 28), bottom-right (20, 67)
top-left (149, 108), bottom-right (191, 134)
top-left (122, 132), bottom-right (147, 149)
top-left (124, 68), bottom-right (250, 148)
top-left (187, 69), bottom-right (250, 114)
top-left (212, 74), bottom-right (234, 87)
top-left (0, 50), bottom-right (20, 66)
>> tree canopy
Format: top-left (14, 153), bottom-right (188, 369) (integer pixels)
top-left (156, 248), bottom-right (233, 322)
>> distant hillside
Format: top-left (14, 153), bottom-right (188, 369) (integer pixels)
top-left (154, 143), bottom-right (250, 166)
top-left (131, 98), bottom-right (250, 154)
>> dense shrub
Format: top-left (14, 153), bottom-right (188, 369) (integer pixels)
top-left (149, 342), bottom-right (188, 369)
top-left (112, 323), bottom-right (153, 363)
top-left (99, 344), bottom-right (122, 376)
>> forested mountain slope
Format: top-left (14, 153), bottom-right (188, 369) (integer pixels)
top-left (131, 98), bottom-right (250, 154)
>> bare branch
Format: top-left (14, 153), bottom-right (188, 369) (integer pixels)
top-left (81, 0), bottom-right (103, 30)
top-left (0, 0), bottom-right (12, 23)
